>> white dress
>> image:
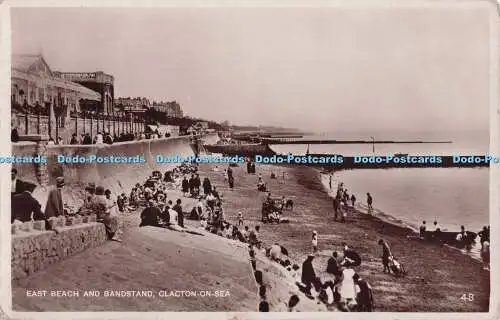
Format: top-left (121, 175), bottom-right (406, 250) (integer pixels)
top-left (338, 268), bottom-right (356, 301)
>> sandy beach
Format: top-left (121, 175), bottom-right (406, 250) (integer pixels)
top-left (199, 162), bottom-right (490, 312)
top-left (12, 162), bottom-right (490, 312)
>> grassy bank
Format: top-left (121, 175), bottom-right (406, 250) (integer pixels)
top-left (199, 163), bottom-right (490, 312)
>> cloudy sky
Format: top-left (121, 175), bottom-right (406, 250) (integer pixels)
top-left (11, 4), bottom-right (493, 140)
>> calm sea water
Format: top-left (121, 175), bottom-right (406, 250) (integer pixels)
top-left (270, 140), bottom-right (490, 234)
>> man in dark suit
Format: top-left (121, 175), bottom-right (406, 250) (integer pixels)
top-left (11, 182), bottom-right (44, 223)
top-left (45, 177), bottom-right (65, 217)
top-left (11, 168), bottom-right (29, 195)
top-left (11, 127), bottom-right (19, 142)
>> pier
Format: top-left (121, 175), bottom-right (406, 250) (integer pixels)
top-left (260, 137), bottom-right (453, 145)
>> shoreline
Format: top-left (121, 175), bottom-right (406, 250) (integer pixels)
top-left (202, 162), bottom-right (489, 312)
top-left (316, 169), bottom-right (485, 262)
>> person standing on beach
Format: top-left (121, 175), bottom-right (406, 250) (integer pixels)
top-left (173, 199), bottom-right (184, 228)
top-left (202, 177), bottom-right (212, 195)
top-left (45, 177), bottom-right (65, 217)
top-left (329, 174), bottom-right (333, 190)
top-left (350, 194), bottom-right (356, 207)
top-left (238, 211), bottom-right (244, 226)
top-left (333, 196), bottom-right (340, 220)
top-left (481, 241), bottom-right (490, 270)
top-left (378, 239), bottom-right (393, 274)
top-left (343, 189), bottom-right (349, 206)
top-left (95, 186), bottom-right (121, 240)
top-left (478, 226), bottom-right (490, 249)
top-left (188, 174), bottom-right (195, 196)
top-left (301, 254), bottom-right (317, 296)
top-left (433, 221), bottom-right (441, 240)
top-left (194, 174), bottom-right (201, 196)
top-left (367, 193), bottom-right (373, 212)
top-left (419, 221), bottom-right (426, 238)
top-left (181, 176), bottom-right (189, 196)
top-left (312, 231), bottom-right (318, 253)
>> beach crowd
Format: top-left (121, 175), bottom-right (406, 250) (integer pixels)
top-left (10, 159), bottom-right (491, 312)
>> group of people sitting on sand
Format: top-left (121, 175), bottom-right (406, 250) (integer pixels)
top-left (130, 163), bottom-right (259, 241)
top-left (260, 225), bottom-right (408, 312)
top-left (261, 192), bottom-right (292, 224)
top-left (261, 236), bottom-right (375, 312)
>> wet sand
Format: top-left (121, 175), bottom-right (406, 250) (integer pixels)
top-left (200, 163), bottom-right (490, 312)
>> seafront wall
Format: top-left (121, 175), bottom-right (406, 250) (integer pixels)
top-left (11, 135), bottom-right (217, 280)
top-left (12, 217), bottom-right (107, 280)
top-left (12, 134), bottom-right (218, 214)
top-left (11, 135), bottom-right (211, 193)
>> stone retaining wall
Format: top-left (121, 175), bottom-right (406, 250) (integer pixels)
top-left (12, 216), bottom-right (106, 280)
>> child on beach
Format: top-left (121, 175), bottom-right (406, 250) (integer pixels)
top-left (312, 231), bottom-right (318, 253)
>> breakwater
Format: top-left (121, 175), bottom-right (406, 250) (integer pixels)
top-left (202, 142), bottom-right (490, 169)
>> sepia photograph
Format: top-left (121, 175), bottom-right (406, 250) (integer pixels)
top-left (2, 0), bottom-right (498, 316)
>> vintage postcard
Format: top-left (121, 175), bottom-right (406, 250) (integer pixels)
top-left (0, 0), bottom-right (498, 319)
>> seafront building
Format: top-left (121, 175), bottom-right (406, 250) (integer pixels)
top-left (53, 71), bottom-right (115, 115)
top-left (11, 54), bottom-right (102, 118)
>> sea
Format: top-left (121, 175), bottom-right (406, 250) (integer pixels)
top-left (270, 137), bottom-right (490, 259)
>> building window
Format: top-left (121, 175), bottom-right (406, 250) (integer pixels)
top-left (38, 88), bottom-right (44, 102)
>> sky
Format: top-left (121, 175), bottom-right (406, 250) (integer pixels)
top-left (10, 4), bottom-right (494, 141)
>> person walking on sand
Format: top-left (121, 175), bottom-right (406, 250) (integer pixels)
top-left (378, 239), bottom-right (393, 274)
top-left (367, 193), bottom-right (373, 212)
top-left (312, 231), bottom-right (318, 253)
top-left (95, 186), bottom-right (121, 241)
top-left (329, 174), bottom-right (333, 190)
top-left (301, 254), bottom-right (317, 297)
top-left (350, 194), bottom-right (356, 207)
